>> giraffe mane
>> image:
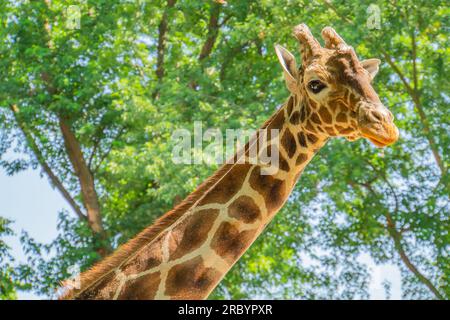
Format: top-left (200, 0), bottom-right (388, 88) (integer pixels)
top-left (58, 105), bottom-right (283, 300)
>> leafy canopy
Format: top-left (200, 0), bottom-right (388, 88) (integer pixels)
top-left (0, 0), bottom-right (448, 299)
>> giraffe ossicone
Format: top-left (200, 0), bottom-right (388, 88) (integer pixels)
top-left (60, 24), bottom-right (399, 300)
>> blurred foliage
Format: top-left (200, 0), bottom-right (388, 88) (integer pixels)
top-left (0, 217), bottom-right (28, 299)
top-left (0, 0), bottom-right (448, 299)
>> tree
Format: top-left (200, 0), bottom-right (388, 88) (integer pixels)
top-left (0, 217), bottom-right (28, 299)
top-left (0, 0), bottom-right (447, 299)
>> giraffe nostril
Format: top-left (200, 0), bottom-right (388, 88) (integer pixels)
top-left (369, 111), bottom-right (383, 123)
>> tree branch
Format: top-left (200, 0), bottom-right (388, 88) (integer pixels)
top-left (381, 48), bottom-right (445, 176)
top-left (219, 14), bottom-right (232, 28)
top-left (59, 118), bottom-right (110, 256)
top-left (198, 3), bottom-right (222, 61)
top-left (380, 49), bottom-right (415, 97)
top-left (88, 134), bottom-right (101, 171)
top-left (385, 214), bottom-right (444, 300)
top-left (9, 105), bottom-right (87, 221)
top-left (353, 177), bottom-right (444, 299)
top-left (411, 31), bottom-right (419, 92)
top-left (188, 3), bottom-right (222, 90)
top-left (410, 35), bottom-right (445, 178)
top-left (153, 0), bottom-right (177, 99)
top-left (219, 41), bottom-right (251, 81)
top-left (322, 0), bottom-right (353, 24)
top-left (92, 127), bottom-right (126, 173)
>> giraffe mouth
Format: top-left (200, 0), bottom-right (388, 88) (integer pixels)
top-left (360, 123), bottom-right (399, 148)
top-left (366, 136), bottom-right (392, 148)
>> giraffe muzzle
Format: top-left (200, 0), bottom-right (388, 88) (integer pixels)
top-left (358, 103), bottom-right (399, 148)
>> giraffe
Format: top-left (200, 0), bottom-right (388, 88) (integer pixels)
top-left (60, 24), bottom-right (399, 300)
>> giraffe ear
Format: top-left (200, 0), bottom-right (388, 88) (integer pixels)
top-left (275, 44), bottom-right (299, 94)
top-left (361, 58), bottom-right (381, 80)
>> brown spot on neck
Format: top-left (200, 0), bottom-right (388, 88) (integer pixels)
top-left (211, 222), bottom-right (257, 265)
top-left (228, 195), bottom-right (262, 223)
top-left (266, 108), bottom-right (285, 141)
top-left (281, 129), bottom-right (297, 158)
top-left (306, 133), bottom-right (318, 144)
top-left (286, 96), bottom-right (294, 115)
top-left (300, 105), bottom-right (307, 122)
top-left (249, 167), bottom-right (287, 213)
top-left (296, 153), bottom-right (308, 166)
top-left (165, 256), bottom-right (221, 299)
top-left (199, 164), bottom-right (252, 205)
top-left (305, 120), bottom-right (317, 133)
top-left (279, 155), bottom-right (290, 171)
top-left (290, 110), bottom-right (301, 125)
top-left (169, 209), bottom-right (219, 260)
top-left (122, 237), bottom-right (163, 277)
top-left (117, 271), bottom-right (161, 300)
top-left (297, 132), bottom-right (307, 148)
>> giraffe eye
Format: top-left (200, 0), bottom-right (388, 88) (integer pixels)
top-left (308, 80), bottom-right (326, 94)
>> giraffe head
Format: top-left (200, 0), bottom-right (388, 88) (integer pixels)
top-left (275, 24), bottom-right (399, 147)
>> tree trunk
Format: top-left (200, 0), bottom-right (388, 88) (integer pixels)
top-left (59, 118), bottom-right (110, 257)
top-left (153, 0), bottom-right (177, 99)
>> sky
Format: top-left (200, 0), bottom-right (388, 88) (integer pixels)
top-left (1, 165), bottom-right (402, 300)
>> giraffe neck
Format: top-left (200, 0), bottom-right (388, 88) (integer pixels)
top-left (68, 94), bottom-right (328, 300)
